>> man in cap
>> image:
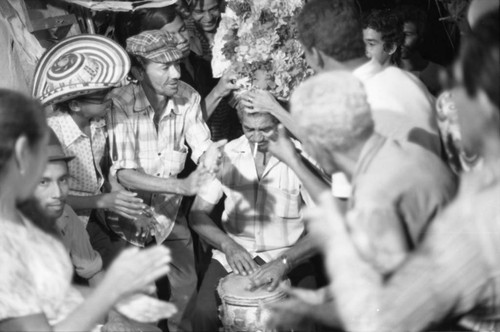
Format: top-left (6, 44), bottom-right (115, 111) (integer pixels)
top-left (106, 29), bottom-right (215, 332)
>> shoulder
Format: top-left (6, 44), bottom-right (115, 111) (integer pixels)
top-left (108, 84), bottom-right (137, 115)
top-left (175, 81), bottom-right (201, 106)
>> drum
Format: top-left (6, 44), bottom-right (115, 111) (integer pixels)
top-left (217, 273), bottom-right (290, 332)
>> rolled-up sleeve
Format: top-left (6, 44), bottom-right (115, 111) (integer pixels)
top-left (107, 100), bottom-right (140, 176)
top-left (185, 94), bottom-right (212, 163)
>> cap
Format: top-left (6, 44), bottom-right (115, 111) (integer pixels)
top-left (126, 30), bottom-right (184, 64)
top-left (48, 129), bottom-right (75, 163)
top-left (32, 34), bottom-right (131, 106)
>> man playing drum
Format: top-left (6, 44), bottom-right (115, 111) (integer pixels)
top-left (189, 108), bottom-right (318, 331)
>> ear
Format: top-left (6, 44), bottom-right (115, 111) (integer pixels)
top-left (477, 89), bottom-right (499, 123)
top-left (68, 100), bottom-right (81, 113)
top-left (131, 66), bottom-right (144, 82)
top-left (306, 47), bottom-right (325, 71)
top-left (387, 43), bottom-right (398, 55)
top-left (13, 135), bottom-right (30, 176)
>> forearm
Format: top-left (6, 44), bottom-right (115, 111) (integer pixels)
top-left (288, 157), bottom-right (330, 204)
top-left (270, 106), bottom-right (305, 140)
top-left (203, 89), bottom-right (224, 121)
top-left (54, 283), bottom-right (119, 332)
top-left (189, 211), bottom-right (237, 251)
top-left (117, 169), bottom-right (186, 195)
top-left (281, 234), bottom-right (318, 271)
top-left (67, 194), bottom-right (106, 211)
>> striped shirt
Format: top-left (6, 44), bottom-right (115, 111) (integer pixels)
top-left (48, 111), bottom-right (106, 225)
top-left (197, 135), bottom-right (310, 272)
top-left (107, 81), bottom-right (211, 231)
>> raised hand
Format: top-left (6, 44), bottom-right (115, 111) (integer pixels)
top-left (101, 246), bottom-right (171, 301)
top-left (180, 166), bottom-right (212, 196)
top-left (212, 69), bottom-right (238, 98)
top-left (247, 259), bottom-right (288, 292)
top-left (221, 240), bottom-right (259, 276)
top-left (200, 139), bottom-right (227, 173)
top-left (248, 89), bottom-right (283, 115)
top-left (100, 190), bottom-right (146, 219)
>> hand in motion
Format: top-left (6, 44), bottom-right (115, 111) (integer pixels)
top-left (247, 259), bottom-right (288, 292)
top-left (268, 124), bottom-right (300, 165)
top-left (200, 139), bottom-right (227, 173)
top-left (265, 286), bottom-right (331, 331)
top-left (222, 241), bottom-right (259, 276)
top-left (247, 89), bottom-right (283, 115)
top-left (101, 190), bottom-right (146, 220)
top-left (101, 245), bottom-right (171, 301)
top-left (213, 70), bottom-right (238, 98)
top-left (181, 166), bottom-right (212, 196)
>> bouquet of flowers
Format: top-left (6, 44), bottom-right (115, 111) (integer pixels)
top-left (211, 0), bottom-right (312, 101)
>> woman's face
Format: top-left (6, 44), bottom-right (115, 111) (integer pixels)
top-left (192, 0), bottom-right (221, 33)
top-left (161, 15), bottom-right (191, 57)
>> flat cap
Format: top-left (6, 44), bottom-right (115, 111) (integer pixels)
top-left (126, 30), bottom-right (184, 64)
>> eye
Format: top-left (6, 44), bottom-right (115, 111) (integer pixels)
top-left (39, 179), bottom-right (48, 186)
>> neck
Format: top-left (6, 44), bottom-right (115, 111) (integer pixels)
top-left (331, 139), bottom-right (368, 180)
top-left (142, 84), bottom-right (169, 114)
top-left (71, 112), bottom-right (91, 132)
top-left (0, 177), bottom-right (23, 224)
top-left (334, 56), bottom-right (370, 72)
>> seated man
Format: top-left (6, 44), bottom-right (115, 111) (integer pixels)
top-left (189, 109), bottom-right (318, 331)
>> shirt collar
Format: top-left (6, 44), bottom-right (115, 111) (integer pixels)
top-left (132, 83), bottom-right (182, 116)
top-left (57, 112), bottom-right (105, 146)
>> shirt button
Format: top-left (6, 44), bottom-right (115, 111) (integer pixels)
top-left (156, 173), bottom-right (161, 176)
top-left (158, 152), bottom-right (161, 156)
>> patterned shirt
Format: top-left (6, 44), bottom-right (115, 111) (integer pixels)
top-left (48, 111), bottom-right (106, 225)
top-left (0, 215), bottom-right (83, 325)
top-left (197, 135), bottom-right (311, 272)
top-left (107, 81), bottom-right (211, 240)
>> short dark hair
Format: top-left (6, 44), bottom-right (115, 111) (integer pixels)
top-left (461, 10), bottom-right (499, 110)
top-left (296, 0), bottom-right (365, 62)
top-left (398, 4), bottom-right (427, 37)
top-left (362, 9), bottom-right (404, 64)
top-left (0, 89), bottom-right (47, 175)
top-left (115, 5), bottom-right (179, 47)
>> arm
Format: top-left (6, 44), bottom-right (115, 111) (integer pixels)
top-left (202, 70), bottom-right (237, 120)
top-left (185, 93), bottom-right (212, 164)
top-left (66, 191), bottom-right (145, 219)
top-left (189, 194), bottom-right (259, 275)
top-left (268, 125), bottom-right (330, 204)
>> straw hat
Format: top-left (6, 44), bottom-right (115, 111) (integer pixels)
top-left (32, 34), bottom-right (131, 106)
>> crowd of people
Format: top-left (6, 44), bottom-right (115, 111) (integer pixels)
top-left (0, 0), bottom-right (498, 331)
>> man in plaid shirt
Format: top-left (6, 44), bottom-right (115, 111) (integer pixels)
top-left (106, 30), bottom-right (213, 332)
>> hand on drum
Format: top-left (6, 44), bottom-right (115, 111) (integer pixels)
top-left (246, 260), bottom-right (288, 292)
top-left (222, 241), bottom-right (259, 276)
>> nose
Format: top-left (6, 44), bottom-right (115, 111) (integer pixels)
top-left (169, 64), bottom-right (181, 79)
top-left (49, 182), bottom-right (63, 200)
top-left (252, 131), bottom-right (264, 142)
top-left (176, 33), bottom-right (187, 44)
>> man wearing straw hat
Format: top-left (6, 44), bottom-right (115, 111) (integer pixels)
top-left (107, 29), bottom-right (218, 332)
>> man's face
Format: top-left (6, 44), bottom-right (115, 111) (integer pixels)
top-left (33, 161), bottom-right (70, 220)
top-left (402, 22), bottom-right (420, 59)
top-left (76, 90), bottom-right (113, 119)
top-left (141, 60), bottom-right (181, 97)
top-left (241, 113), bottom-right (277, 152)
top-left (363, 28), bottom-right (390, 66)
top-left (161, 15), bottom-right (191, 58)
top-left (192, 0), bottom-right (221, 33)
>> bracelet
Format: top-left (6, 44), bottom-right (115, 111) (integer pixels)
top-left (280, 255), bottom-right (291, 273)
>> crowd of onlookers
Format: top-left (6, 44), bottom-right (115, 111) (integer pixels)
top-left (0, 0), bottom-right (499, 331)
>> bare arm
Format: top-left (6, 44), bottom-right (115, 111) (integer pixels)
top-left (189, 195), bottom-right (258, 275)
top-left (203, 70), bottom-right (238, 120)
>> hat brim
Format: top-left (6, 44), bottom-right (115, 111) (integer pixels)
top-left (48, 155), bottom-right (75, 162)
top-left (32, 34), bottom-right (131, 106)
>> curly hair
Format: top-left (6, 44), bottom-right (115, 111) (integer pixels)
top-left (296, 0), bottom-right (365, 62)
top-left (397, 4), bottom-right (427, 37)
top-left (362, 9), bottom-right (404, 65)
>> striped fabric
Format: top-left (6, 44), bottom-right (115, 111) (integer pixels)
top-left (107, 81), bottom-right (211, 232)
top-left (197, 135), bottom-right (309, 272)
top-left (48, 111), bottom-right (106, 225)
top-left (126, 30), bottom-right (183, 64)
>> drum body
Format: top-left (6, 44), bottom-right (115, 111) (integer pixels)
top-left (217, 274), bottom-right (289, 332)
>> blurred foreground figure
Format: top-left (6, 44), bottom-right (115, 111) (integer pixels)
top-left (267, 10), bottom-right (500, 332)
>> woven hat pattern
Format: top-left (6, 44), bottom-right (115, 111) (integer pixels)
top-left (32, 34), bottom-right (131, 106)
top-left (126, 30), bottom-right (184, 64)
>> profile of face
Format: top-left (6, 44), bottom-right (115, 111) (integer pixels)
top-left (363, 28), bottom-right (391, 66)
top-left (401, 22), bottom-right (420, 59)
top-left (32, 161), bottom-right (70, 220)
top-left (241, 113), bottom-right (278, 152)
top-left (71, 90), bottom-right (113, 119)
top-left (140, 60), bottom-right (181, 97)
top-left (192, 0), bottom-right (221, 33)
top-left (161, 15), bottom-right (191, 57)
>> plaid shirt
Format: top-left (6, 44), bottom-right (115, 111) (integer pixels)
top-left (107, 81), bottom-right (211, 244)
top-left (48, 111), bottom-right (106, 225)
top-left (197, 135), bottom-right (311, 272)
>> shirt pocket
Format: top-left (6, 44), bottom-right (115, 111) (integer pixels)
top-left (267, 187), bottom-right (301, 219)
top-left (162, 147), bottom-right (188, 176)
